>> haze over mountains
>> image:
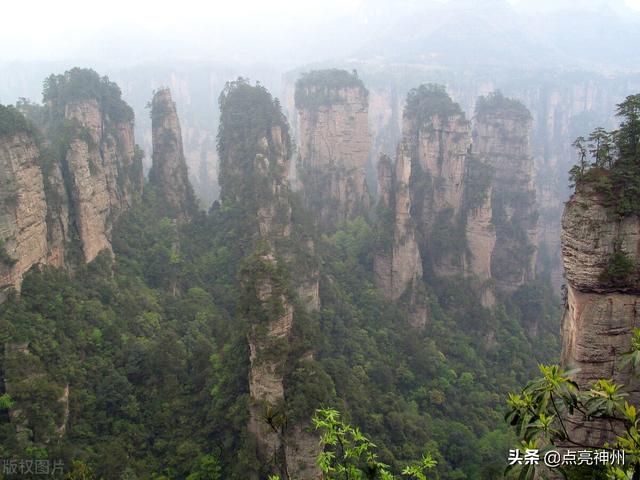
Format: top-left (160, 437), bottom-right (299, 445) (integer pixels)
top-left (2, 0), bottom-right (640, 69)
top-left (2, 1), bottom-right (640, 478)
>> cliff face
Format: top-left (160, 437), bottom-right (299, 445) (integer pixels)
top-left (402, 91), bottom-right (472, 277)
top-left (560, 186), bottom-right (640, 445)
top-left (295, 70), bottom-right (371, 227)
top-left (51, 71), bottom-right (143, 265)
top-left (327, 70), bottom-right (640, 293)
top-left (149, 88), bottom-right (196, 219)
top-left (473, 97), bottom-right (537, 293)
top-left (405, 110), bottom-right (470, 229)
top-left (374, 148), bottom-right (427, 328)
top-left (374, 87), bottom-right (536, 313)
top-left (64, 99), bottom-right (125, 261)
top-left (244, 251), bottom-right (293, 470)
top-left (0, 69), bottom-right (143, 293)
top-left (463, 182), bottom-right (496, 306)
top-left (218, 79), bottom-right (320, 479)
top-left (0, 129), bottom-right (49, 291)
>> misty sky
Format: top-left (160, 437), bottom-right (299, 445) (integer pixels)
top-left (3, 0), bottom-right (640, 66)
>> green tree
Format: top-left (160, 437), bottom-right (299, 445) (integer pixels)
top-left (311, 408), bottom-right (435, 480)
top-left (615, 94), bottom-right (640, 158)
top-left (505, 332), bottom-right (640, 479)
top-left (588, 127), bottom-right (614, 169)
top-left (570, 136), bottom-right (589, 184)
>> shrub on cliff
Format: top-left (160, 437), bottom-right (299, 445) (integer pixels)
top-left (294, 69), bottom-right (368, 109)
top-left (217, 77), bottom-right (291, 207)
top-left (475, 91), bottom-right (531, 122)
top-left (43, 67), bottom-right (134, 123)
top-left (404, 84), bottom-right (463, 126)
top-left (599, 249), bottom-right (636, 287)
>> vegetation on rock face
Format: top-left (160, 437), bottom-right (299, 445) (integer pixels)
top-left (0, 104), bottom-right (36, 137)
top-left (217, 77), bottom-right (290, 207)
top-left (0, 240), bottom-right (17, 267)
top-left (475, 91), bottom-right (531, 121)
top-left (0, 75), bottom-right (561, 480)
top-left (599, 248), bottom-right (636, 287)
top-left (404, 84), bottom-right (464, 125)
top-left (570, 94), bottom-right (640, 217)
top-left (464, 154), bottom-right (494, 210)
top-left (294, 69), bottom-right (368, 109)
top-left (43, 68), bottom-right (134, 123)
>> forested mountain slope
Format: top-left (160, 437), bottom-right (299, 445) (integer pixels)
top-left (0, 70), bottom-right (560, 480)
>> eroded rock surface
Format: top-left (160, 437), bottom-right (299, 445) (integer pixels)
top-left (561, 187), bottom-right (640, 444)
top-left (218, 80), bottom-right (321, 478)
top-left (295, 70), bottom-right (371, 227)
top-left (149, 88), bottom-right (196, 219)
top-left (0, 131), bottom-right (49, 291)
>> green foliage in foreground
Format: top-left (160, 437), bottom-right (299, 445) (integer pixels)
top-left (505, 330), bottom-right (640, 480)
top-left (269, 408), bottom-right (437, 480)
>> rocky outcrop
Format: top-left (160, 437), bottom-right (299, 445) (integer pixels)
top-left (473, 94), bottom-right (537, 294)
top-left (562, 190), bottom-right (640, 292)
top-left (374, 149), bottom-right (427, 328)
top-left (560, 186), bottom-right (640, 445)
top-left (402, 85), bottom-right (472, 277)
top-left (368, 86), bottom-right (402, 168)
top-left (62, 96), bottom-right (142, 262)
top-left (374, 87), bottom-right (536, 313)
top-left (218, 79), bottom-right (321, 478)
top-left (244, 251), bottom-right (293, 467)
top-left (149, 88), bottom-right (196, 219)
top-left (0, 128), bottom-right (49, 292)
top-left (0, 69), bottom-right (143, 293)
top-left (295, 69), bottom-right (371, 227)
top-left (404, 102), bottom-right (470, 231)
top-left (463, 183), bottom-right (496, 306)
